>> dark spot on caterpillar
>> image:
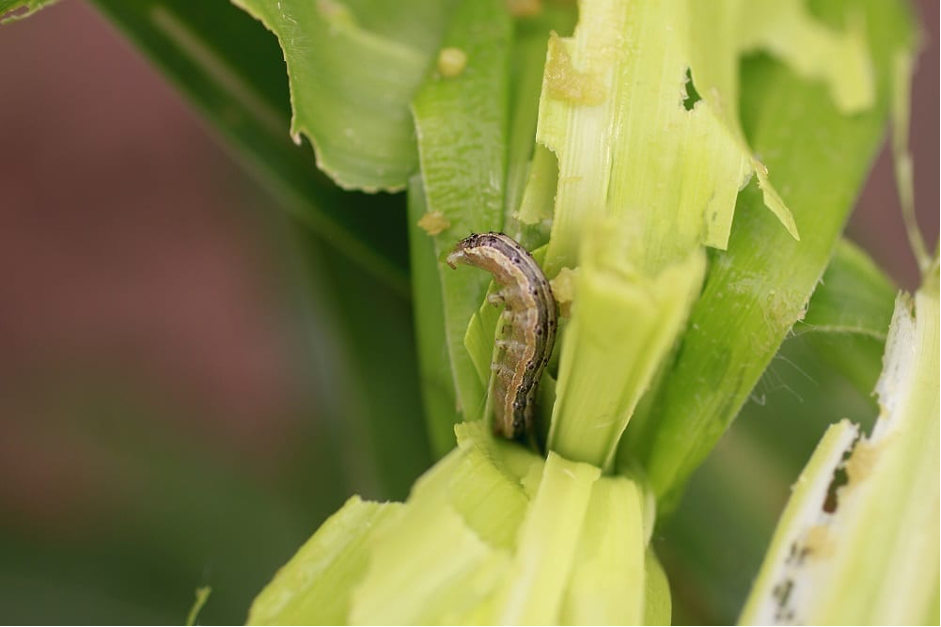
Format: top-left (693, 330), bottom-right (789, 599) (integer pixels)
top-left (446, 232), bottom-right (558, 440)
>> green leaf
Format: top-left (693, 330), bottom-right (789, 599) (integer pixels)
top-left (521, 0), bottom-right (868, 471)
top-left (623, 0), bottom-right (915, 511)
top-left (407, 176), bottom-right (460, 456)
top-left (533, 0), bottom-right (810, 280)
top-left (796, 239), bottom-right (896, 340)
top-left (411, 0), bottom-right (513, 420)
top-left (737, 418), bottom-right (862, 625)
top-left (247, 496), bottom-right (403, 625)
top-left (255, 421), bottom-right (663, 624)
top-left (301, 230), bottom-right (434, 499)
top-left (548, 225), bottom-right (705, 469)
top-left (492, 451), bottom-right (600, 624)
top-left (89, 0), bottom-right (411, 293)
top-left (796, 239), bottom-right (897, 394)
top-left (231, 0), bottom-right (456, 191)
top-left (741, 264), bottom-right (939, 624)
top-left (0, 0), bottom-right (57, 22)
top-left (686, 0), bottom-right (874, 241)
top-left (560, 476), bottom-right (647, 625)
top-left (185, 587), bottom-right (212, 626)
top-left (350, 423), bottom-right (538, 624)
top-left (504, 4), bottom-right (577, 242)
top-left (644, 549), bottom-right (672, 626)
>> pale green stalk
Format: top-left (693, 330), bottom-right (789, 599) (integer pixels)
top-left (548, 226), bottom-right (704, 468)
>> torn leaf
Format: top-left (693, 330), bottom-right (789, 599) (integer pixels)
top-left (741, 264), bottom-right (939, 625)
top-left (232, 0), bottom-right (456, 191)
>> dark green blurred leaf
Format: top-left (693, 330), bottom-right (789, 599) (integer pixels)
top-left (294, 225), bottom-right (433, 500)
top-left (797, 239), bottom-right (897, 394)
top-left (798, 238), bottom-right (896, 340)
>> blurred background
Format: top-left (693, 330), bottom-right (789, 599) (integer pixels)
top-left (0, 0), bottom-right (936, 624)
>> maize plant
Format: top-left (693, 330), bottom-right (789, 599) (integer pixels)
top-left (3, 0), bottom-right (936, 624)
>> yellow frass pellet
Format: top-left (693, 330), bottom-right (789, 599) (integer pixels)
top-left (417, 210), bottom-right (451, 236)
top-left (437, 47), bottom-right (468, 78)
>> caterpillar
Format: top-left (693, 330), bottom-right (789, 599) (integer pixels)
top-left (447, 232), bottom-right (557, 439)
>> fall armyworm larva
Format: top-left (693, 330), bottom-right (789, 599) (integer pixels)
top-left (447, 232), bottom-right (557, 439)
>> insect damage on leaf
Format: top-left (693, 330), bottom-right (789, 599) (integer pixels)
top-left (549, 267), bottom-right (578, 317)
top-left (545, 32), bottom-right (606, 105)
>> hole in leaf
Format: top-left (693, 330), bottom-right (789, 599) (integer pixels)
top-left (682, 67), bottom-right (702, 111)
top-left (822, 442), bottom-right (857, 513)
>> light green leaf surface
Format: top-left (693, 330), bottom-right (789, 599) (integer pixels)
top-left (231, 0), bottom-right (456, 191)
top-left (534, 0), bottom-right (813, 279)
top-left (464, 281), bottom-right (506, 393)
top-left (350, 488), bottom-right (509, 625)
top-left (247, 496), bottom-right (403, 625)
top-left (689, 0), bottom-right (874, 124)
top-left (250, 419), bottom-right (662, 624)
top-left (561, 476), bottom-right (647, 625)
top-left (407, 176), bottom-right (460, 455)
top-left (687, 0), bottom-right (873, 241)
top-left (624, 0), bottom-right (915, 511)
top-left (736, 419), bottom-right (860, 625)
top-left (350, 422), bottom-right (541, 624)
top-left (411, 0), bottom-right (512, 420)
top-left (523, 0), bottom-right (870, 471)
top-left (644, 549), bottom-right (672, 626)
top-left (494, 451), bottom-right (600, 625)
top-left (741, 264), bottom-right (939, 625)
top-left (504, 4), bottom-right (577, 245)
top-left (548, 225), bottom-right (705, 469)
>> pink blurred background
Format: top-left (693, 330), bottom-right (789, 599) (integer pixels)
top-left (0, 0), bottom-right (937, 623)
